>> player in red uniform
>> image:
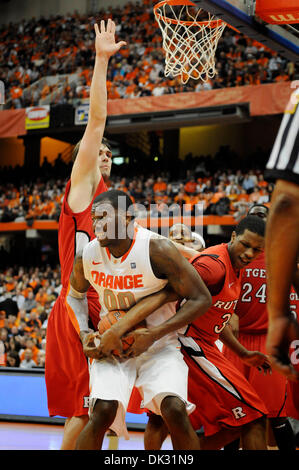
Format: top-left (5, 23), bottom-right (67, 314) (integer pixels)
top-left (286, 289), bottom-right (299, 421)
top-left (45, 19), bottom-right (126, 449)
top-left (98, 216), bottom-right (271, 449)
top-left (222, 204), bottom-right (296, 450)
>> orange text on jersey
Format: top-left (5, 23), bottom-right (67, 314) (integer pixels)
top-left (91, 272), bottom-right (144, 290)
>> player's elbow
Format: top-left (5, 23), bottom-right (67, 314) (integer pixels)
top-left (88, 112), bottom-right (107, 127)
top-left (273, 192), bottom-right (295, 214)
top-left (194, 288), bottom-right (212, 312)
top-left (203, 290), bottom-right (212, 310)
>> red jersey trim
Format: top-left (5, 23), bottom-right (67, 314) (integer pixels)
top-left (64, 282), bottom-right (80, 335)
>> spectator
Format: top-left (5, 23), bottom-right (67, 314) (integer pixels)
top-left (20, 349), bottom-right (37, 369)
top-left (19, 338), bottom-right (39, 363)
top-left (6, 351), bottom-right (20, 367)
top-left (34, 349), bottom-right (46, 368)
top-left (242, 173), bottom-right (256, 193)
top-left (23, 291), bottom-right (37, 313)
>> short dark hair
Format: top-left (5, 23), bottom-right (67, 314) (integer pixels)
top-left (247, 204), bottom-right (269, 216)
top-left (92, 189), bottom-right (134, 216)
top-left (235, 215), bottom-right (266, 237)
top-left (71, 137), bottom-right (111, 163)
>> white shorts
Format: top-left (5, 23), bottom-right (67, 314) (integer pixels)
top-left (89, 342), bottom-right (195, 439)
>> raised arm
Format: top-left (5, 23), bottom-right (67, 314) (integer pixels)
top-left (68, 19), bottom-right (126, 212)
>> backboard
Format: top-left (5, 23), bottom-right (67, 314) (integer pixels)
top-left (192, 0), bottom-right (299, 64)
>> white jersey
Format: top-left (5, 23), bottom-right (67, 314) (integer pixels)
top-left (82, 224), bottom-right (177, 348)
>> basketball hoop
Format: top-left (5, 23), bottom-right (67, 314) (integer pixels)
top-left (153, 0), bottom-right (228, 84)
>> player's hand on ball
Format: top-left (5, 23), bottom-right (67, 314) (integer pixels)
top-left (94, 19), bottom-right (126, 59)
top-left (99, 328), bottom-right (123, 357)
top-left (124, 328), bottom-right (155, 358)
top-left (81, 331), bottom-right (103, 360)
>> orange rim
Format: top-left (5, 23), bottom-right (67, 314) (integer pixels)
top-left (153, 0), bottom-right (238, 31)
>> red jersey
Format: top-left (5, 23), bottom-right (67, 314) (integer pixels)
top-left (58, 178), bottom-right (107, 287)
top-left (236, 252), bottom-right (268, 333)
top-left (186, 243), bottom-right (242, 343)
top-left (46, 176), bottom-right (108, 417)
top-left (236, 252), bottom-right (298, 333)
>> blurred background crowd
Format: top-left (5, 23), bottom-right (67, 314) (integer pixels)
top-left (0, 145), bottom-right (273, 224)
top-left (1, 0), bottom-right (295, 110)
top-left (0, 264), bottom-right (61, 369)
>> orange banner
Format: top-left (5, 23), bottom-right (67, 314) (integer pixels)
top-left (256, 0), bottom-right (299, 24)
top-left (107, 81), bottom-right (293, 117)
top-left (0, 108), bottom-right (26, 138)
top-left (0, 216), bottom-right (236, 232)
top-left (0, 82), bottom-right (293, 139)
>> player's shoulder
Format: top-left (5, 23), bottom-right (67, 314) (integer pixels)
top-left (149, 233), bottom-right (176, 255)
top-left (192, 243), bottom-right (226, 264)
top-left (82, 237), bottom-right (98, 259)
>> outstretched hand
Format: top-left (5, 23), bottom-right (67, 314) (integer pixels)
top-left (94, 19), bottom-right (126, 59)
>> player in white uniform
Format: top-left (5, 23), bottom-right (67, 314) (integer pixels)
top-left (68, 189), bottom-right (212, 450)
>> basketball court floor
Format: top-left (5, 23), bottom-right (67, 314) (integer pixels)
top-left (0, 422), bottom-right (172, 450)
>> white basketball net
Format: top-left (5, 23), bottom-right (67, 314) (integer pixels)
top-left (154, 2), bottom-right (227, 84)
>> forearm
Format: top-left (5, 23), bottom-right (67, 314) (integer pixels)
top-left (149, 295), bottom-right (211, 342)
top-left (66, 288), bottom-right (90, 335)
top-left (88, 55), bottom-right (109, 124)
top-left (265, 180), bottom-right (299, 320)
top-left (110, 288), bottom-right (178, 338)
top-left (68, 256), bottom-right (92, 337)
top-left (219, 326), bottom-right (248, 358)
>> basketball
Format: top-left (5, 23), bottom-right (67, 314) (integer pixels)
top-left (97, 310), bottom-right (145, 355)
top-left (97, 309), bottom-right (126, 334)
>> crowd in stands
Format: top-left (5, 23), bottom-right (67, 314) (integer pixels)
top-left (1, 0), bottom-right (296, 109)
top-left (0, 264), bottom-right (61, 368)
top-left (0, 149), bottom-right (274, 224)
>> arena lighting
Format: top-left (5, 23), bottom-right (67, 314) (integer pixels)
top-left (106, 104), bottom-right (250, 133)
top-left (112, 157), bottom-right (125, 165)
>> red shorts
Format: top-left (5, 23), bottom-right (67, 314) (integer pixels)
top-left (127, 387), bottom-right (144, 414)
top-left (222, 332), bottom-right (287, 418)
top-left (180, 336), bottom-right (268, 436)
top-left (45, 292), bottom-right (100, 418)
